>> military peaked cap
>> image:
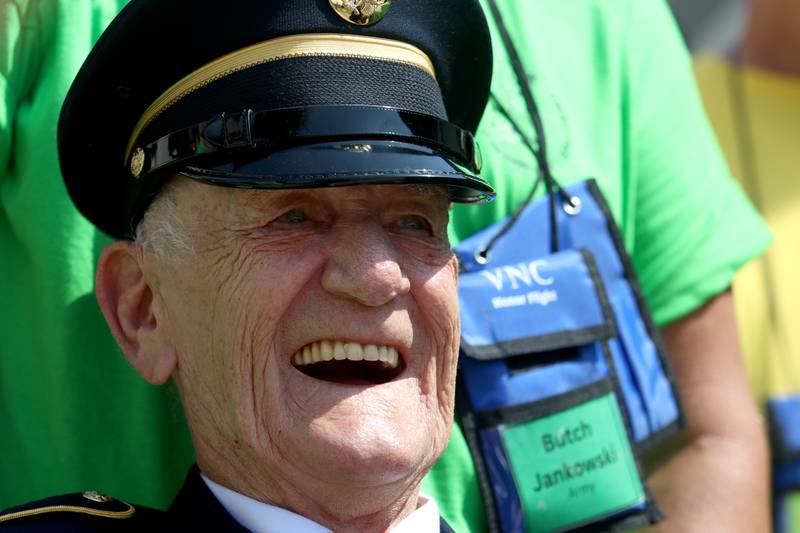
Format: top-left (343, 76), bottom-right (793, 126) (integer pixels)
top-left (58, 0), bottom-right (495, 239)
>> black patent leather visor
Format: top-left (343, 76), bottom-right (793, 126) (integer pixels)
top-left (179, 139), bottom-right (494, 203)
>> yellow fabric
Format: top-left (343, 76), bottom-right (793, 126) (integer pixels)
top-left (695, 55), bottom-right (800, 402)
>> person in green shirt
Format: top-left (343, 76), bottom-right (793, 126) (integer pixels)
top-left (0, 0), bottom-right (770, 531)
top-left (425, 3), bottom-right (770, 531)
top-left (0, 0), bottom-right (195, 509)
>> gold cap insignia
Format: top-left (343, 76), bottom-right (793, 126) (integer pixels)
top-left (329, 0), bottom-right (392, 26)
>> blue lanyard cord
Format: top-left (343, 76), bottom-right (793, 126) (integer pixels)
top-left (482, 0), bottom-right (576, 257)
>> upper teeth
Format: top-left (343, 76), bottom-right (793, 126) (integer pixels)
top-left (292, 341), bottom-right (399, 368)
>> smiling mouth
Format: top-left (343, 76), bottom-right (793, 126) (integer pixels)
top-left (291, 341), bottom-right (405, 385)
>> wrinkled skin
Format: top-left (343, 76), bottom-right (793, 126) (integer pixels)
top-left (98, 178), bottom-right (461, 531)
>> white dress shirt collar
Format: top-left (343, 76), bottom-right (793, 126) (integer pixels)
top-left (201, 474), bottom-right (441, 533)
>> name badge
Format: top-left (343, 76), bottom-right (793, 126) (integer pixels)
top-left (455, 226), bottom-right (658, 531)
top-left (501, 391), bottom-right (645, 532)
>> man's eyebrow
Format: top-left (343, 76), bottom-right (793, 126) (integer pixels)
top-left (226, 188), bottom-right (300, 210)
top-left (224, 185), bottom-right (448, 218)
top-left (404, 184), bottom-right (449, 201)
top-left (236, 184), bottom-right (445, 202)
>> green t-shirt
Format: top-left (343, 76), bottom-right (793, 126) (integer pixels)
top-left (0, 0), bottom-right (769, 530)
top-left (426, 1), bottom-right (770, 531)
top-left (0, 0), bottom-right (194, 509)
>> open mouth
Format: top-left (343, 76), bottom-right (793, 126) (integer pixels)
top-left (291, 340), bottom-right (406, 385)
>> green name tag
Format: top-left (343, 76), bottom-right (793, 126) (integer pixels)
top-left (501, 393), bottom-right (645, 533)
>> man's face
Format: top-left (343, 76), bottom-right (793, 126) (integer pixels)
top-left (147, 179), bottom-right (460, 495)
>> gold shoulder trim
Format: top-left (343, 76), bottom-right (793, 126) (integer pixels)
top-left (0, 502), bottom-right (135, 523)
top-left (125, 33), bottom-right (436, 160)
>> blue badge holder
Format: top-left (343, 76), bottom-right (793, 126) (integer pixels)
top-left (455, 179), bottom-right (684, 533)
top-left (768, 396), bottom-right (800, 533)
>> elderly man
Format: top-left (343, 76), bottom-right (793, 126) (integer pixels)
top-left (0, 0), bottom-right (493, 530)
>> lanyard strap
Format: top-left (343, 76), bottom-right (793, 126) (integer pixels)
top-left (486, 0), bottom-right (552, 179)
top-left (481, 0), bottom-right (575, 258)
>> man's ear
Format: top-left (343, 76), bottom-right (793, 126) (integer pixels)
top-left (96, 242), bottom-right (177, 384)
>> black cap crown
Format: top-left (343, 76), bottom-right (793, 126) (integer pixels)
top-left (59, 0), bottom-right (495, 239)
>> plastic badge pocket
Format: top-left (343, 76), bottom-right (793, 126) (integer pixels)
top-left (500, 387), bottom-right (645, 533)
top-left (458, 248), bottom-right (650, 532)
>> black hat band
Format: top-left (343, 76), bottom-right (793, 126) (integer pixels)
top-left (130, 105), bottom-right (482, 181)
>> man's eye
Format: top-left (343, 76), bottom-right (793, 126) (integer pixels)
top-left (396, 215), bottom-right (432, 233)
top-left (277, 209), bottom-right (309, 224)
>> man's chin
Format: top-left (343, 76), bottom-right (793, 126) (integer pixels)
top-left (301, 445), bottom-right (434, 488)
top-left (266, 360), bottom-right (448, 485)
top-left (290, 411), bottom-right (442, 486)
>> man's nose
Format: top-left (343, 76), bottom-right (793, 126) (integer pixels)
top-left (321, 227), bottom-right (411, 307)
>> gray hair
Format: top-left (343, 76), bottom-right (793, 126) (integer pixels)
top-left (133, 180), bottom-right (195, 261)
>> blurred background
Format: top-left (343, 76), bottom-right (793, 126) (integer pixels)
top-left (669, 0), bottom-right (744, 52)
top-left (672, 0), bottom-right (800, 531)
